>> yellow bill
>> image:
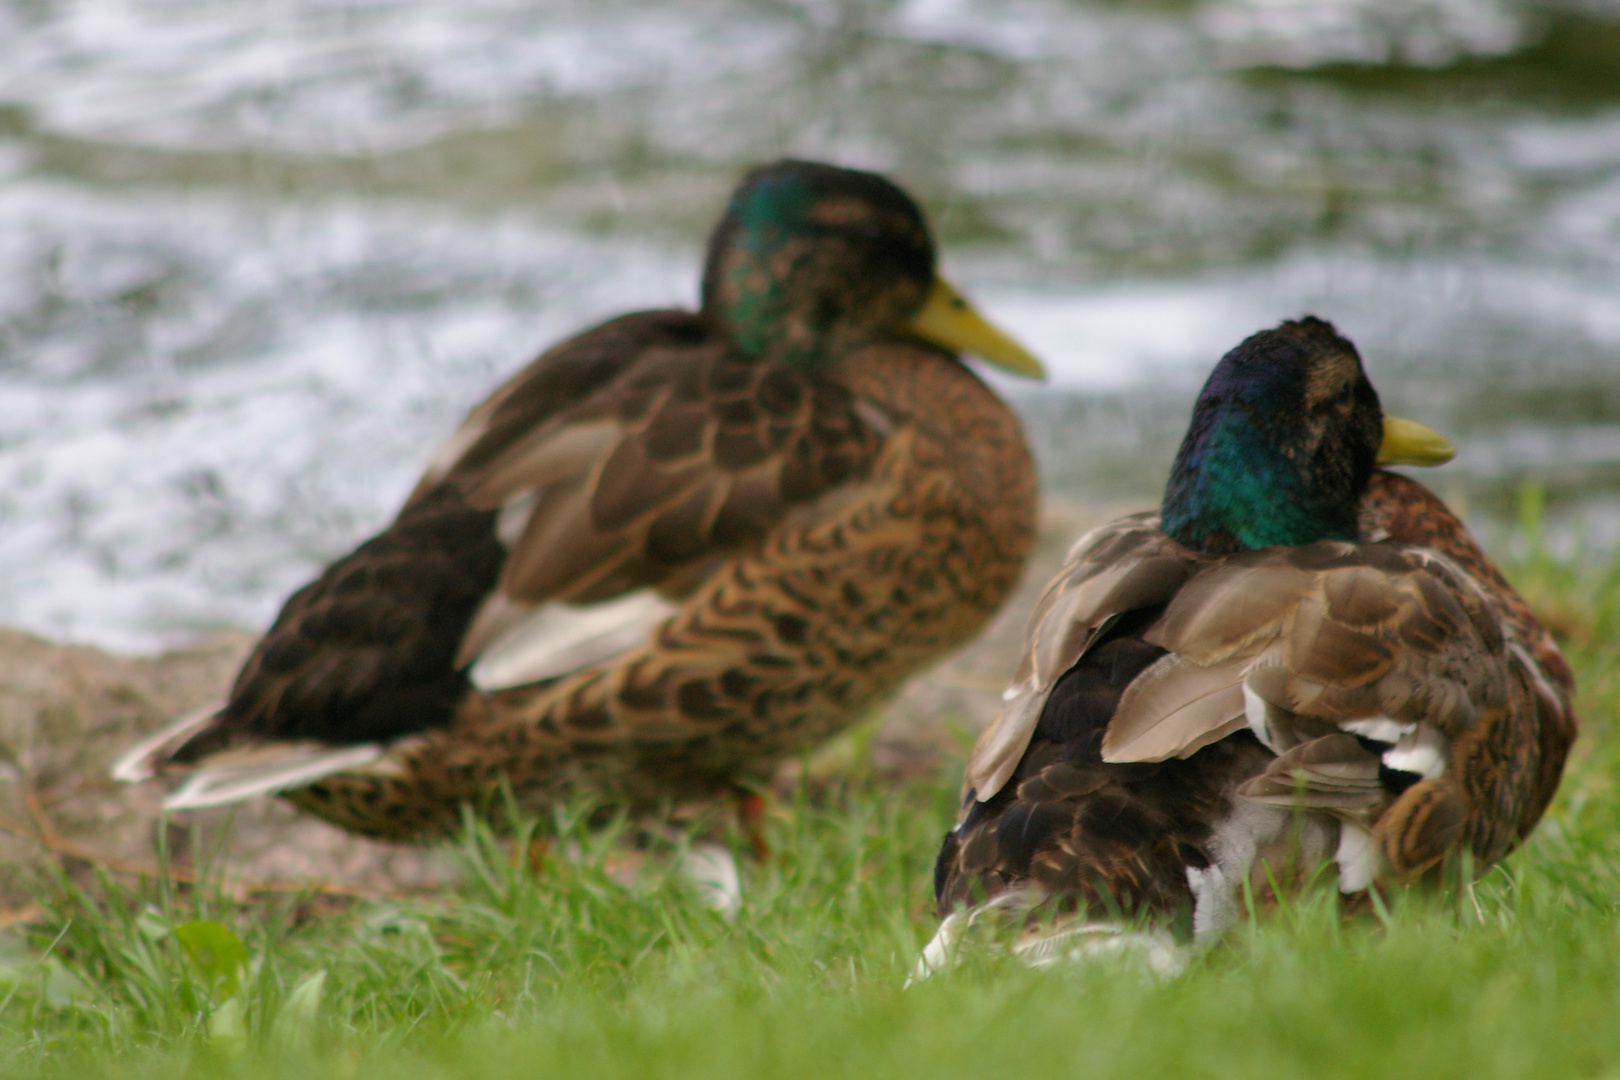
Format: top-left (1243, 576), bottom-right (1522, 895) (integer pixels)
top-left (905, 275), bottom-right (1046, 379)
top-left (1378, 416), bottom-right (1455, 467)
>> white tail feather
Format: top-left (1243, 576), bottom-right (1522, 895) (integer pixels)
top-left (108, 703), bottom-right (224, 784)
top-left (908, 910), bottom-right (969, 984)
top-left (469, 591), bottom-right (677, 691)
top-left (163, 743), bottom-right (385, 810)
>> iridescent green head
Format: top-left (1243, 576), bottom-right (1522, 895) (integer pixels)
top-left (1161, 316), bottom-right (1454, 554)
top-left (701, 160), bottom-right (1044, 377)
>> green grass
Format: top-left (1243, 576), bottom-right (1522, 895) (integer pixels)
top-left (3, 516), bottom-right (1618, 1079)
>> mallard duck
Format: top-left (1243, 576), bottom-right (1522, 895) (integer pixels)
top-left (929, 316), bottom-right (1575, 955)
top-left (113, 159), bottom-right (1044, 841)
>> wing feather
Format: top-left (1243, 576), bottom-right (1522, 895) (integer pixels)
top-left (434, 328), bottom-right (883, 624)
top-left (1106, 541), bottom-right (1514, 765)
top-left (1235, 733), bottom-right (1385, 819)
top-left (1100, 654), bottom-right (1250, 763)
top-left (965, 519), bottom-right (1196, 800)
top-left (462, 420), bottom-right (623, 508)
top-left (1146, 560), bottom-right (1316, 664)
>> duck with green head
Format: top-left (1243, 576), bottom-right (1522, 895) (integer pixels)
top-left (927, 316), bottom-right (1574, 968)
top-left (114, 159), bottom-right (1045, 841)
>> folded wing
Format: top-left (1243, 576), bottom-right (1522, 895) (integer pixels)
top-left (126, 309), bottom-right (887, 789)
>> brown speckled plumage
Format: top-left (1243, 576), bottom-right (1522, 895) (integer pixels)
top-left (1357, 471), bottom-right (1576, 859)
top-left (115, 160), bottom-right (1041, 838)
top-left (291, 344), bottom-right (1035, 838)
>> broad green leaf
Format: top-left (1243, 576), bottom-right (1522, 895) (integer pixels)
top-left (174, 921), bottom-right (249, 996)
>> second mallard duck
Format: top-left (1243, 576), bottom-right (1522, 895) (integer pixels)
top-left (114, 160), bottom-right (1043, 839)
top-left (931, 316), bottom-right (1575, 956)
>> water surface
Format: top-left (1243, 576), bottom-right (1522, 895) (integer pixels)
top-left (2, 0), bottom-right (1618, 649)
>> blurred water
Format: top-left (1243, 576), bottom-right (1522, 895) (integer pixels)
top-left (1, 0), bottom-right (1618, 650)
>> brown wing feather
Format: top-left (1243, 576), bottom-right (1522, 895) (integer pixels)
top-left (1146, 558), bottom-right (1318, 664)
top-left (411, 311), bottom-right (706, 500)
top-left (437, 332), bottom-right (881, 614)
top-left (1099, 542), bottom-right (1504, 767)
top-left (1235, 733), bottom-right (1386, 820)
top-left (964, 518), bottom-right (1196, 801)
top-left (1100, 653), bottom-right (1252, 763)
top-left (1112, 531), bottom-right (1569, 878)
top-left (460, 421), bottom-right (622, 508)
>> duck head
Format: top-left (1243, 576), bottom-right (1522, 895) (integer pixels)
top-left (1161, 316), bottom-right (1455, 555)
top-left (701, 159), bottom-right (1043, 378)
